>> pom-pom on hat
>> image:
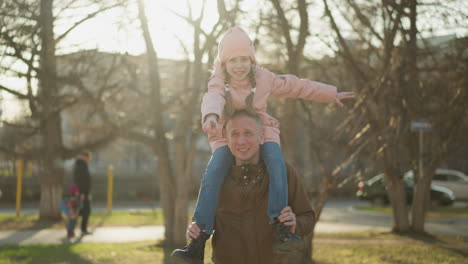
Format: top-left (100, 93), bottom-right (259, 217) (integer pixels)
top-left (69, 184), bottom-right (79, 195)
top-left (218, 26), bottom-right (257, 66)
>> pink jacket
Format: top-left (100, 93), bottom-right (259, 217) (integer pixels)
top-left (201, 65), bottom-right (337, 152)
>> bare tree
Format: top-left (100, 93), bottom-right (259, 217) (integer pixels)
top-left (123, 0), bottom-right (238, 246)
top-left (258, 1), bottom-right (359, 262)
top-left (0, 0), bottom-right (126, 219)
top-left (321, 0), bottom-right (468, 234)
top-left (265, 0), bottom-right (310, 166)
top-left (403, 1), bottom-right (468, 232)
top-left (321, 0), bottom-right (417, 233)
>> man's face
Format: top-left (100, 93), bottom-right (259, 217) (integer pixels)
top-left (226, 115), bottom-right (264, 165)
top-left (82, 155), bottom-right (91, 163)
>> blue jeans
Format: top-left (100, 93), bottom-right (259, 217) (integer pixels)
top-left (193, 142), bottom-right (287, 234)
top-left (261, 142), bottom-right (288, 223)
top-left (67, 218), bottom-right (77, 235)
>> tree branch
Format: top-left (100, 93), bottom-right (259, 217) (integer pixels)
top-left (55, 2), bottom-right (123, 45)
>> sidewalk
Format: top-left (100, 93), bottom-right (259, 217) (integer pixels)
top-left (1, 199), bottom-right (466, 246)
top-left (0, 226), bottom-right (165, 246)
top-left (0, 222), bottom-right (389, 246)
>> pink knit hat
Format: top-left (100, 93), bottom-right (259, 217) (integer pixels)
top-left (69, 184), bottom-right (79, 195)
top-left (218, 26), bottom-right (257, 66)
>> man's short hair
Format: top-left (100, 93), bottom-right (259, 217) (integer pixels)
top-left (225, 110), bottom-right (263, 131)
top-left (80, 151), bottom-right (90, 158)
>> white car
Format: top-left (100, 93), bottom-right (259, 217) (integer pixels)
top-left (433, 169), bottom-right (468, 201)
top-left (406, 169), bottom-right (468, 201)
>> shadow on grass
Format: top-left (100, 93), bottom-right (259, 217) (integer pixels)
top-left (1, 243), bottom-right (94, 264)
top-left (399, 231), bottom-right (468, 258)
top-left (88, 211), bottom-right (110, 231)
top-left (0, 214), bottom-right (60, 231)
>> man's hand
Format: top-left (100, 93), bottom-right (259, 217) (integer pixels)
top-left (278, 206), bottom-right (297, 234)
top-left (186, 222), bottom-right (201, 241)
top-left (202, 114), bottom-right (219, 135)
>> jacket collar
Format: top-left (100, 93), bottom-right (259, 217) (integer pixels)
top-left (230, 160), bottom-right (266, 187)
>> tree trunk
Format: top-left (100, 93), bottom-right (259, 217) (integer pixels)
top-left (281, 99), bottom-right (297, 161)
top-left (38, 0), bottom-right (64, 219)
top-left (384, 169), bottom-right (410, 232)
top-left (410, 169), bottom-right (431, 233)
top-left (405, 0), bottom-right (429, 234)
top-left (136, 0), bottom-right (179, 245)
top-left (411, 162), bottom-right (437, 233)
top-left (39, 179), bottom-right (62, 219)
top-left (39, 114), bottom-right (64, 219)
top-left (309, 171), bottom-right (333, 262)
top-left (156, 152), bottom-right (176, 244)
top-left (173, 132), bottom-right (190, 246)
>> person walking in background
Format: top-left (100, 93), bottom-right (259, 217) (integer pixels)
top-left (171, 26), bottom-right (353, 263)
top-left (73, 151), bottom-right (92, 235)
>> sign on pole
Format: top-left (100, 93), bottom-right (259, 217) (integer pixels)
top-left (411, 120), bottom-right (432, 182)
top-left (411, 120), bottom-right (432, 132)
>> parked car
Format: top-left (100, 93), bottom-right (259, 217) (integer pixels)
top-left (405, 169), bottom-right (468, 201)
top-left (356, 173), bottom-right (455, 207)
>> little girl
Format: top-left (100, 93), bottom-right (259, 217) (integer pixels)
top-left (60, 184), bottom-right (81, 239)
top-left (171, 26), bottom-right (354, 263)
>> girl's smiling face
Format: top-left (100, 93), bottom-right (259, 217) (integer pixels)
top-left (225, 55), bottom-right (252, 81)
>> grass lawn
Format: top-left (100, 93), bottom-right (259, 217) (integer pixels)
top-left (354, 206), bottom-right (468, 218)
top-left (313, 242), bottom-right (468, 264)
top-left (0, 232), bottom-right (467, 264)
top-left (0, 210), bottom-right (164, 231)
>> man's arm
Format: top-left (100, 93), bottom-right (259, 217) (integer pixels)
top-left (285, 163), bottom-right (316, 237)
top-left (73, 160), bottom-right (91, 194)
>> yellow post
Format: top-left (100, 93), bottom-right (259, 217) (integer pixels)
top-left (16, 160), bottom-right (23, 217)
top-left (107, 165), bottom-right (114, 215)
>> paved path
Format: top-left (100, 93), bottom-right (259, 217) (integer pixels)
top-left (0, 226), bottom-right (165, 246)
top-left (1, 200), bottom-right (466, 246)
top-left (0, 222), bottom-right (390, 246)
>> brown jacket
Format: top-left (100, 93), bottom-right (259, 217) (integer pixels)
top-left (212, 162), bottom-right (315, 264)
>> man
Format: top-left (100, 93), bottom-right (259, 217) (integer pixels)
top-left (73, 151), bottom-right (92, 235)
top-left (172, 110), bottom-right (315, 264)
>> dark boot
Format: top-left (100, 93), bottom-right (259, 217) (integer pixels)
top-left (272, 218), bottom-right (304, 253)
top-left (170, 232), bottom-right (210, 264)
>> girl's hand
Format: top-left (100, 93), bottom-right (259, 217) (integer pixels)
top-left (203, 114), bottom-right (219, 135)
top-left (212, 59), bottom-right (224, 79)
top-left (186, 222), bottom-right (201, 241)
top-left (278, 206), bottom-right (297, 234)
top-left (335, 92), bottom-right (355, 107)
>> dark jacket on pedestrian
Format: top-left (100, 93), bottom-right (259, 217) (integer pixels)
top-left (73, 158), bottom-right (91, 195)
top-left (212, 161), bottom-right (315, 264)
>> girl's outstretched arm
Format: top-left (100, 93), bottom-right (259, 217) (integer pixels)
top-left (265, 68), bottom-right (337, 103)
top-left (263, 67), bottom-right (354, 106)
